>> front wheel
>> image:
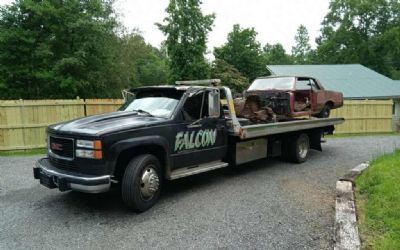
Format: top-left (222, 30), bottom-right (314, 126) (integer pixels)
top-left (288, 133), bottom-right (310, 163)
top-left (121, 154), bottom-right (162, 212)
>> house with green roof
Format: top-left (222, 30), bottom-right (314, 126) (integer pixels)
top-left (267, 64), bottom-right (400, 99)
top-left (266, 64), bottom-right (400, 132)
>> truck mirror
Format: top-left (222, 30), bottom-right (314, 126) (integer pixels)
top-left (122, 90), bottom-right (135, 102)
top-left (208, 90), bottom-right (220, 118)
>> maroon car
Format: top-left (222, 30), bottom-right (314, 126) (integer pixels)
top-left (244, 76), bottom-right (343, 119)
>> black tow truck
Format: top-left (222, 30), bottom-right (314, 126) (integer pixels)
top-left (33, 79), bottom-right (344, 212)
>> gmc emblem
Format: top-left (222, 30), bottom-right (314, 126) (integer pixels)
top-left (51, 143), bottom-right (63, 151)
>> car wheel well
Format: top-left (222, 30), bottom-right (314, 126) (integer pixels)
top-left (325, 101), bottom-right (334, 108)
top-left (114, 145), bottom-right (167, 181)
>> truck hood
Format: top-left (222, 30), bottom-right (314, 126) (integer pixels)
top-left (48, 111), bottom-right (168, 136)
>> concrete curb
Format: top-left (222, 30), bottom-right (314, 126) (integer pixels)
top-left (339, 163), bottom-right (369, 183)
top-left (334, 162), bottom-right (369, 250)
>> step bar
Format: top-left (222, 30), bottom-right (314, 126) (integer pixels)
top-left (169, 161), bottom-right (229, 180)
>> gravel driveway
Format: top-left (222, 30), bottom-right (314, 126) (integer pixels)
top-left (0, 136), bottom-right (399, 250)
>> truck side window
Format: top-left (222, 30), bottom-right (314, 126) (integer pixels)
top-left (183, 91), bottom-right (208, 121)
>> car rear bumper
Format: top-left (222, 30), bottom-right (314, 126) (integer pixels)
top-left (33, 158), bottom-right (111, 194)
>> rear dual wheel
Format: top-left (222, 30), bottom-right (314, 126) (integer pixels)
top-left (121, 154), bottom-right (162, 212)
top-left (288, 133), bottom-right (310, 163)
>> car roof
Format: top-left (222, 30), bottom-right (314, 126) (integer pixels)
top-left (255, 76), bottom-right (317, 80)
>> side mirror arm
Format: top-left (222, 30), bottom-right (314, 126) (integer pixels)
top-left (187, 118), bottom-right (202, 128)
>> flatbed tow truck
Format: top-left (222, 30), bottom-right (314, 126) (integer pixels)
top-left (33, 79), bottom-right (344, 212)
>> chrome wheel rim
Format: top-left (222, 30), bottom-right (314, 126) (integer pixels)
top-left (140, 166), bottom-right (159, 201)
top-left (298, 138), bottom-right (309, 159)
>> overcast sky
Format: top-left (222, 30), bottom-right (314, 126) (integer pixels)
top-left (1, 0), bottom-right (331, 54)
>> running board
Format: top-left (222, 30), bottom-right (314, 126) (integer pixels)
top-left (169, 161), bottom-right (229, 180)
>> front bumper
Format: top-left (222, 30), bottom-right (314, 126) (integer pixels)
top-left (33, 158), bottom-right (111, 194)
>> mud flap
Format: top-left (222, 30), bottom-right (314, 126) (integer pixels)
top-left (309, 130), bottom-right (322, 151)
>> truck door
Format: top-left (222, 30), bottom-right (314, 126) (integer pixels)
top-left (171, 89), bottom-right (227, 170)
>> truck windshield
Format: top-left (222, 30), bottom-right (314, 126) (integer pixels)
top-left (248, 77), bottom-right (295, 90)
top-left (119, 88), bottom-right (184, 118)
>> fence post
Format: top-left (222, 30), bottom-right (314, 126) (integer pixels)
top-left (78, 96), bottom-right (87, 117)
top-left (393, 98), bottom-right (400, 132)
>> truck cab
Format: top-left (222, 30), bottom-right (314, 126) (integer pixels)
top-left (34, 79), bottom-right (344, 212)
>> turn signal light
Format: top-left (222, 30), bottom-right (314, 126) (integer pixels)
top-left (94, 150), bottom-right (103, 159)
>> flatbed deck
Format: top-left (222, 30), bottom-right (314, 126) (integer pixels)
top-left (232, 118), bottom-right (345, 139)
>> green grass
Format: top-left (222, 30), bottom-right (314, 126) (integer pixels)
top-left (326, 132), bottom-right (400, 138)
top-left (355, 150), bottom-right (400, 249)
top-left (0, 148), bottom-right (46, 157)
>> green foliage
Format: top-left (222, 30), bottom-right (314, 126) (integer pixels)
top-left (291, 25), bottom-right (312, 64)
top-left (157, 0), bottom-right (214, 83)
top-left (214, 24), bottom-right (267, 81)
top-left (0, 0), bottom-right (168, 100)
top-left (263, 43), bottom-right (293, 67)
top-left (0, 0), bottom-right (119, 99)
top-left (356, 150), bottom-right (400, 249)
top-left (211, 59), bottom-right (249, 93)
top-left (114, 32), bottom-right (168, 88)
top-left (315, 0), bottom-right (400, 79)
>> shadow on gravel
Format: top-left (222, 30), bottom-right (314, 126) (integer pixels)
top-left (44, 157), bottom-right (286, 215)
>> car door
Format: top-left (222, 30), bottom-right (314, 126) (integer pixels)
top-left (171, 88), bottom-right (227, 170)
top-left (309, 79), bottom-right (326, 112)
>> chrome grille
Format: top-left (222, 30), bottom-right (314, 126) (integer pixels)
top-left (49, 136), bottom-right (74, 159)
top-left (49, 156), bottom-right (78, 172)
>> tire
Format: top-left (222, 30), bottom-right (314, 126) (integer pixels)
top-left (318, 104), bottom-right (331, 118)
top-left (288, 133), bottom-right (310, 163)
top-left (121, 154), bottom-right (162, 212)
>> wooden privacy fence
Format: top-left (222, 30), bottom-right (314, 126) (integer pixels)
top-left (330, 99), bottom-right (394, 134)
top-left (0, 99), bottom-right (395, 151)
top-left (85, 99), bottom-right (124, 116)
top-left (0, 99), bottom-right (123, 151)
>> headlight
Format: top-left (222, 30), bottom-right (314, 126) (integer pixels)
top-left (76, 149), bottom-right (102, 159)
top-left (76, 140), bottom-right (102, 159)
top-left (77, 140), bottom-right (102, 149)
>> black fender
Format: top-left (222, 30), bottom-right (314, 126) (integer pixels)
top-left (107, 135), bottom-right (172, 176)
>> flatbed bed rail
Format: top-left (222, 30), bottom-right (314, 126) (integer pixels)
top-left (233, 118), bottom-right (345, 139)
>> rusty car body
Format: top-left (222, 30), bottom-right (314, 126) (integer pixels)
top-left (238, 76), bottom-right (343, 122)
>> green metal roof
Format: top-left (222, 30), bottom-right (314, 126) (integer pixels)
top-left (267, 64), bottom-right (400, 99)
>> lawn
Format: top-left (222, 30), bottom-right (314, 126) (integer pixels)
top-left (355, 150), bottom-right (400, 249)
top-left (326, 132), bottom-right (400, 138)
top-left (0, 148), bottom-right (46, 157)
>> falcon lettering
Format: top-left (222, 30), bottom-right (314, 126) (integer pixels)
top-left (174, 129), bottom-right (217, 151)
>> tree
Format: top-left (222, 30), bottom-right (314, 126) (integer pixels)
top-left (291, 25), bottom-right (312, 64)
top-left (214, 24), bottom-right (266, 81)
top-left (211, 59), bottom-right (249, 93)
top-left (263, 43), bottom-right (294, 66)
top-left (314, 0), bottom-right (400, 78)
top-left (0, 0), bottom-right (121, 99)
top-left (157, 0), bottom-right (214, 83)
top-left (114, 32), bottom-right (169, 88)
